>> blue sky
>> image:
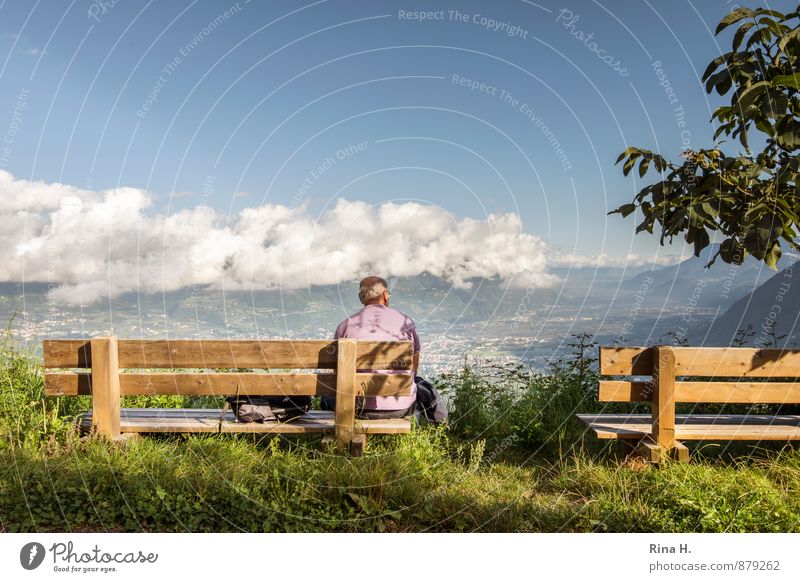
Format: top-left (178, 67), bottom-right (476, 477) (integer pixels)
top-left (0, 0), bottom-right (791, 270)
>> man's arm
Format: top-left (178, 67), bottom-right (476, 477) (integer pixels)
top-left (412, 351), bottom-right (420, 376)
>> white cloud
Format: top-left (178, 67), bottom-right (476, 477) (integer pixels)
top-left (23, 48), bottom-right (44, 56)
top-left (551, 252), bottom-right (688, 269)
top-left (1, 170), bottom-right (561, 304)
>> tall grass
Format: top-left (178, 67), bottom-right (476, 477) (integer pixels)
top-left (1, 334), bottom-right (800, 532)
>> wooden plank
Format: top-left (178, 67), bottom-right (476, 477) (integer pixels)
top-left (117, 339), bottom-right (337, 368)
top-left (601, 346), bottom-right (800, 378)
top-left (577, 413), bottom-right (800, 440)
top-left (78, 409), bottom-right (411, 434)
top-left (599, 380), bottom-right (800, 403)
top-left (335, 338), bottom-right (358, 452)
top-left (45, 372), bottom-right (412, 397)
top-left (90, 337), bottom-right (120, 438)
top-left (577, 414), bottom-right (654, 439)
top-left (672, 442), bottom-right (690, 462)
top-left (43, 339), bottom-right (413, 370)
top-left (636, 438), bottom-right (661, 463)
top-left (350, 433), bottom-right (366, 457)
top-left (673, 347), bottom-right (800, 377)
top-left (673, 381), bottom-right (800, 403)
top-left (45, 372), bottom-right (92, 395)
top-left (356, 341), bottom-right (413, 370)
top-left (599, 346), bottom-right (652, 375)
top-left (652, 346), bottom-right (676, 449)
top-left (43, 339), bottom-right (91, 368)
top-left (599, 380), bottom-right (653, 402)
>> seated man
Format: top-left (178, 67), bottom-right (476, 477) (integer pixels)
top-left (328, 276), bottom-right (419, 419)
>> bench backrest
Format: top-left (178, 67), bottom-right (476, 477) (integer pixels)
top-left (600, 346), bottom-right (800, 404)
top-left (599, 345), bottom-right (800, 448)
top-left (43, 337), bottom-right (413, 448)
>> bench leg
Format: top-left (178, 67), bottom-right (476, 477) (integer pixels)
top-left (618, 437), bottom-right (640, 457)
top-left (350, 433), bottom-right (366, 457)
top-left (635, 438), bottom-right (690, 464)
top-left (671, 442), bottom-right (690, 462)
top-left (111, 432), bottom-right (140, 445)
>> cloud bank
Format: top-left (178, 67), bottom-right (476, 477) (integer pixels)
top-left (552, 252), bottom-right (688, 269)
top-left (1, 171), bottom-right (560, 304)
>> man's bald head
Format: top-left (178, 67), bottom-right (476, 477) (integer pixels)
top-left (358, 276), bottom-right (389, 305)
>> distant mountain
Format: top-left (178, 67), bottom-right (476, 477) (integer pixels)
top-left (6, 259), bottom-right (784, 356)
top-left (0, 273), bottom-right (564, 339)
top-left (618, 244), bottom-right (774, 309)
top-left (702, 262), bottom-right (800, 347)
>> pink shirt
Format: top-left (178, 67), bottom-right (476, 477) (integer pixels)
top-left (334, 304), bottom-right (419, 411)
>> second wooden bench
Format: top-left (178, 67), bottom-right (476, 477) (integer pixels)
top-left (578, 345), bottom-right (800, 462)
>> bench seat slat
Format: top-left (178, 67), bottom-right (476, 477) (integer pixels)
top-left (577, 413), bottom-right (800, 440)
top-left (78, 408), bottom-right (412, 434)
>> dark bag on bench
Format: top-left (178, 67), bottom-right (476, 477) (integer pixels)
top-left (225, 395), bottom-right (312, 423)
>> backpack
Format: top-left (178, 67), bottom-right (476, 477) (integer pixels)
top-left (224, 395), bottom-right (312, 423)
top-left (414, 376), bottom-right (448, 425)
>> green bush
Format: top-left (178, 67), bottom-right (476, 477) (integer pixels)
top-left (438, 335), bottom-right (610, 455)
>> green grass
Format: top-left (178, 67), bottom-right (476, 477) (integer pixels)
top-left (2, 335), bottom-right (800, 532)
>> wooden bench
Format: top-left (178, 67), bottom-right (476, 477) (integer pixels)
top-left (43, 336), bottom-right (415, 455)
top-left (577, 346), bottom-right (800, 462)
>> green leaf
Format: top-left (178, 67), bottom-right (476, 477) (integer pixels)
top-left (687, 227), bottom-right (710, 257)
top-left (732, 21), bottom-right (756, 50)
top-left (617, 203), bottom-right (636, 217)
top-left (765, 241), bottom-right (782, 269)
top-left (719, 238), bottom-right (745, 264)
top-left (638, 157), bottom-right (651, 178)
top-left (702, 55), bottom-right (728, 81)
top-left (701, 201), bottom-right (719, 218)
top-left (716, 7), bottom-right (754, 34)
top-left (772, 74), bottom-right (800, 90)
top-left (776, 117), bottom-right (800, 149)
top-left (615, 147), bottom-right (641, 164)
top-left (622, 156), bottom-right (637, 176)
top-left (778, 27), bottom-right (800, 53)
top-left (736, 81), bottom-right (770, 110)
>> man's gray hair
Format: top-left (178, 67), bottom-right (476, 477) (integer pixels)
top-left (358, 276), bottom-right (388, 305)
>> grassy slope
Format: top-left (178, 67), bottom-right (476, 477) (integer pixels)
top-left (1, 338), bottom-right (799, 532)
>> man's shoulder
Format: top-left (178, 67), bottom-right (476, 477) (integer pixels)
top-left (334, 316), bottom-right (351, 336)
top-left (386, 306), bottom-right (416, 327)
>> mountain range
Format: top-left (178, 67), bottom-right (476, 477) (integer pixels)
top-left (2, 246), bottom-right (798, 367)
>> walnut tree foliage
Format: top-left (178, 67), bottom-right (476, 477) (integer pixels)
top-left (611, 5), bottom-right (800, 269)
